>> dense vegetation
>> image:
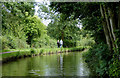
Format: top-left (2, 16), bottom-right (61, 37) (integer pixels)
top-left (1, 1), bottom-right (120, 76)
top-left (1, 2), bottom-right (57, 50)
top-left (50, 2), bottom-right (120, 76)
top-left (1, 2), bottom-right (93, 50)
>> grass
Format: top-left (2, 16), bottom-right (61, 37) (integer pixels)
top-left (1, 46), bottom-right (88, 62)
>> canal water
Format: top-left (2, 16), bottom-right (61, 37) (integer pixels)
top-left (2, 51), bottom-right (93, 76)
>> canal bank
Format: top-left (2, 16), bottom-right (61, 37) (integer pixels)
top-left (2, 50), bottom-right (93, 76)
top-left (1, 46), bottom-right (88, 63)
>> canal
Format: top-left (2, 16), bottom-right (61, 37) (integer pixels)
top-left (2, 51), bottom-right (93, 76)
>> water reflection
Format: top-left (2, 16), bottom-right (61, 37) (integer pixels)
top-left (2, 52), bottom-right (91, 76)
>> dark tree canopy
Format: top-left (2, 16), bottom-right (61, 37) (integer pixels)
top-left (50, 2), bottom-right (101, 19)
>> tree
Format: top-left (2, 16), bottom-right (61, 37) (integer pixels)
top-left (49, 2), bottom-right (120, 76)
top-left (1, 2), bottom-right (36, 49)
top-left (50, 2), bottom-right (120, 52)
top-left (23, 15), bottom-right (47, 47)
top-left (47, 13), bottom-right (81, 47)
top-left (100, 3), bottom-right (120, 52)
top-left (2, 2), bottom-right (35, 36)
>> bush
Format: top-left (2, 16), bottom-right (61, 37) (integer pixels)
top-left (31, 36), bottom-right (57, 48)
top-left (109, 47), bottom-right (120, 76)
top-left (40, 49), bottom-right (44, 54)
top-left (30, 48), bottom-right (36, 54)
top-left (2, 35), bottom-right (29, 50)
top-left (48, 38), bottom-right (57, 48)
top-left (63, 40), bottom-right (76, 48)
top-left (77, 38), bottom-right (95, 46)
top-left (83, 43), bottom-right (112, 76)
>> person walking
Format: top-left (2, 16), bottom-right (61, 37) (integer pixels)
top-left (57, 40), bottom-right (60, 48)
top-left (60, 39), bottom-right (63, 48)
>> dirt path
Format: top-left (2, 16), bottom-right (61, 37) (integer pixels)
top-left (0, 51), bottom-right (19, 54)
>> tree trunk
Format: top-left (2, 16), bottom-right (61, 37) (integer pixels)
top-left (61, 25), bottom-right (67, 40)
top-left (103, 5), bottom-right (116, 50)
top-left (118, 2), bottom-right (120, 29)
top-left (100, 4), bottom-right (112, 51)
top-left (118, 2), bottom-right (120, 52)
top-left (108, 6), bottom-right (118, 49)
top-left (61, 31), bottom-right (64, 40)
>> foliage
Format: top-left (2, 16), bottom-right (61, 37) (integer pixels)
top-left (2, 46), bottom-right (85, 61)
top-left (2, 2), bottom-right (35, 32)
top-left (83, 43), bottom-right (112, 76)
top-left (50, 2), bottom-right (120, 76)
top-left (109, 31), bottom-right (120, 76)
top-left (77, 38), bottom-right (95, 47)
top-left (32, 35), bottom-right (57, 48)
top-left (81, 16), bottom-right (106, 44)
top-left (77, 30), bottom-right (95, 47)
top-left (63, 40), bottom-right (76, 48)
top-left (49, 2), bottom-right (106, 43)
top-left (30, 48), bottom-right (36, 54)
top-left (2, 2), bottom-right (57, 50)
top-left (47, 14), bottom-right (80, 39)
top-left (2, 2), bottom-right (35, 49)
top-left (84, 43), bottom-right (120, 76)
top-left (23, 15), bottom-right (47, 46)
top-left (109, 54), bottom-right (120, 76)
top-left (37, 2), bottom-right (51, 19)
top-left (47, 13), bottom-right (81, 48)
top-left (1, 35), bottom-right (29, 50)
top-left (38, 3), bottom-right (82, 48)
top-left (2, 2), bottom-right (120, 76)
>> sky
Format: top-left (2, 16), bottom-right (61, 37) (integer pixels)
top-left (35, 0), bottom-right (51, 26)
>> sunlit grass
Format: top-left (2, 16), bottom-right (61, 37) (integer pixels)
top-left (2, 46), bottom-right (87, 61)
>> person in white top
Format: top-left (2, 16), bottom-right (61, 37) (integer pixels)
top-left (60, 39), bottom-right (63, 48)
